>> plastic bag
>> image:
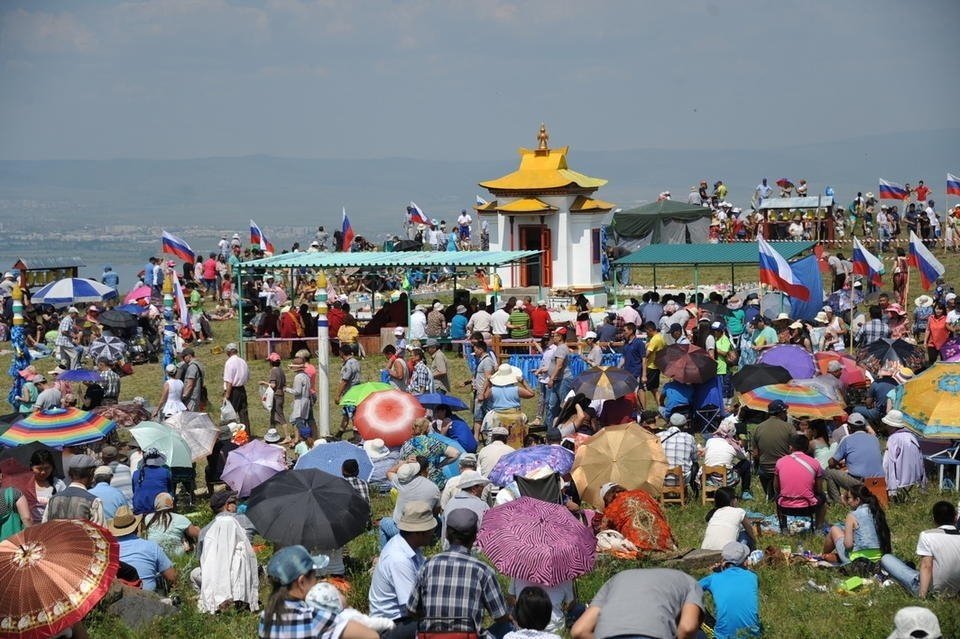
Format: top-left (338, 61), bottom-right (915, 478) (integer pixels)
top-left (260, 385), bottom-right (274, 411)
top-left (220, 399), bottom-right (238, 423)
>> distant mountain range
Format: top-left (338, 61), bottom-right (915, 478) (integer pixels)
top-left (0, 128), bottom-right (957, 235)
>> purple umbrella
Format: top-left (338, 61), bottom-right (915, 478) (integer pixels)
top-left (293, 440), bottom-right (373, 480)
top-left (477, 497), bottom-right (596, 587)
top-left (488, 445), bottom-right (575, 487)
top-left (221, 439), bottom-right (287, 498)
top-left (758, 344), bottom-right (816, 380)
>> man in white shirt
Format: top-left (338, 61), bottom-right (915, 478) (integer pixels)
top-left (369, 501), bottom-right (436, 624)
top-left (881, 501), bottom-right (960, 598)
top-left (222, 342), bottom-right (250, 429)
top-left (755, 178), bottom-right (773, 204)
top-left (477, 426), bottom-right (514, 476)
top-left (467, 305), bottom-right (493, 337)
top-left (491, 301), bottom-right (511, 339)
top-left (408, 305), bottom-right (428, 341)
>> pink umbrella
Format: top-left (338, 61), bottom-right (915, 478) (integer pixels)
top-left (476, 497), bottom-right (596, 587)
top-left (758, 344), bottom-right (817, 379)
top-left (354, 390), bottom-right (424, 447)
top-left (123, 285), bottom-right (152, 304)
top-left (220, 439), bottom-right (287, 498)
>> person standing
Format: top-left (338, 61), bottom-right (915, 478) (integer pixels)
top-left (753, 400), bottom-right (794, 500)
top-left (409, 305), bottom-right (428, 342)
top-left (544, 328), bottom-right (570, 429)
top-left (101, 265), bottom-right (119, 292)
top-left (179, 347), bottom-right (206, 412)
top-left (335, 344), bottom-right (361, 436)
top-left (56, 306), bottom-right (81, 369)
top-left (154, 363), bottom-right (186, 421)
top-left (426, 303), bottom-right (446, 339)
top-left (97, 357), bottom-right (120, 406)
top-left (468, 341), bottom-right (497, 433)
top-left (528, 300), bottom-right (551, 338)
top-left (287, 357), bottom-right (313, 441)
top-left (425, 338), bottom-right (449, 393)
top-left (222, 342), bottom-right (250, 432)
top-left (260, 353), bottom-right (290, 445)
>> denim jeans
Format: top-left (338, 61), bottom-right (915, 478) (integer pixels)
top-left (880, 554), bottom-right (920, 596)
top-left (379, 517), bottom-right (399, 549)
top-left (544, 379), bottom-right (566, 428)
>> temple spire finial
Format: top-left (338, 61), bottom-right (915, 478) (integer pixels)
top-left (537, 122), bottom-right (549, 151)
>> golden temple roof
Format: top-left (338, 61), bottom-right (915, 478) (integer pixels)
top-left (570, 195), bottom-right (616, 212)
top-left (479, 124), bottom-right (607, 193)
top-left (494, 197), bottom-right (558, 213)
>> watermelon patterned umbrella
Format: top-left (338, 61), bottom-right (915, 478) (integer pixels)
top-left (0, 408), bottom-right (117, 449)
top-left (476, 497), bottom-right (596, 587)
top-left (354, 389), bottom-right (424, 447)
top-left (739, 383), bottom-right (845, 419)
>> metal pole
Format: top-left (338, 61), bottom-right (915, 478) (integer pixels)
top-left (315, 270), bottom-right (331, 438)
top-left (694, 265), bottom-right (700, 311)
top-left (652, 265), bottom-right (657, 290)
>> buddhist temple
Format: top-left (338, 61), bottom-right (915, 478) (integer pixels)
top-left (477, 124), bottom-right (615, 297)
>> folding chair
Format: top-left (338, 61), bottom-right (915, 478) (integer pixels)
top-left (515, 473), bottom-right (562, 504)
top-left (925, 442), bottom-right (960, 491)
top-left (659, 466), bottom-right (686, 506)
top-left (695, 404), bottom-right (724, 434)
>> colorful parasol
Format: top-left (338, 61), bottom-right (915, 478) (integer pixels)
top-left (221, 439), bottom-right (288, 498)
top-left (757, 344), bottom-right (817, 379)
top-left (88, 336), bottom-right (127, 363)
top-left (889, 362), bottom-right (960, 440)
top-left (293, 440), bottom-right (373, 480)
top-left (353, 389), bottom-right (424, 447)
top-left (29, 278), bottom-right (118, 307)
top-left (856, 338), bottom-right (927, 374)
top-left (814, 351), bottom-right (869, 387)
top-left (571, 422), bottom-right (668, 508)
top-left (570, 366), bottom-right (638, 401)
top-left (488, 445), bottom-right (575, 487)
top-left (0, 520), bottom-right (119, 639)
top-left (731, 363), bottom-right (792, 393)
top-left (163, 411), bottom-right (220, 460)
top-left (339, 382), bottom-right (393, 407)
top-left (123, 285), bottom-right (152, 304)
top-left (655, 344), bottom-right (717, 384)
top-left (602, 489), bottom-right (677, 552)
top-left (0, 408), bottom-right (116, 449)
top-left (739, 383), bottom-right (845, 419)
top-left (476, 497), bottom-right (596, 587)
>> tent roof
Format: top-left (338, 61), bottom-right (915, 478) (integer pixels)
top-left (613, 241), bottom-right (815, 266)
top-left (759, 196), bottom-right (835, 210)
top-left (611, 200), bottom-right (712, 238)
top-left (240, 250), bottom-right (541, 270)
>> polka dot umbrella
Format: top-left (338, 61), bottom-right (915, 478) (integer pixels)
top-left (353, 389), bottom-right (424, 447)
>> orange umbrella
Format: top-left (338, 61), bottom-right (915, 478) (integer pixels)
top-left (814, 351), bottom-right (869, 387)
top-left (570, 422), bottom-right (668, 508)
top-left (0, 520), bottom-right (119, 639)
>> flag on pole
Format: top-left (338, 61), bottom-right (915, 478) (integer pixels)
top-left (407, 201), bottom-right (430, 225)
top-left (851, 237), bottom-right (884, 286)
top-left (758, 235), bottom-right (810, 301)
top-left (812, 244), bottom-right (831, 274)
top-left (907, 230), bottom-right (945, 290)
top-left (172, 275), bottom-right (189, 325)
top-left (476, 194), bottom-right (488, 206)
top-left (249, 220), bottom-right (275, 254)
top-left (161, 230), bottom-right (195, 263)
top-left (341, 207), bottom-right (355, 252)
top-left (947, 173), bottom-right (960, 197)
top-left (878, 178), bottom-right (908, 200)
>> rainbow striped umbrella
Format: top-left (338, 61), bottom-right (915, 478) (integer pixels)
top-left (477, 497), bottom-right (596, 587)
top-left (0, 408), bottom-right (117, 449)
top-left (739, 383), bottom-right (845, 419)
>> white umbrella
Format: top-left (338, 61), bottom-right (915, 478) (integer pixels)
top-left (30, 278), bottom-right (118, 307)
top-left (164, 411), bottom-right (220, 460)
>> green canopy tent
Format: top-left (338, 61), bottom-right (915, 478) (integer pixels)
top-left (610, 200), bottom-right (713, 247)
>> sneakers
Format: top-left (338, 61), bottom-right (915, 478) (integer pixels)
top-left (741, 491), bottom-right (754, 501)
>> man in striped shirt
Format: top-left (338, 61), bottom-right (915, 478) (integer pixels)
top-left (56, 306), bottom-right (81, 369)
top-left (97, 358), bottom-right (121, 405)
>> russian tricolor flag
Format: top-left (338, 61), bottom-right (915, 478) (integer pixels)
top-left (161, 230), bottom-right (195, 263)
top-left (907, 230), bottom-right (945, 290)
top-left (879, 178), bottom-right (908, 200)
top-left (947, 173), bottom-right (960, 197)
top-left (250, 219), bottom-right (275, 254)
top-left (341, 207), bottom-right (355, 252)
top-left (408, 201), bottom-right (430, 225)
top-left (852, 237), bottom-right (884, 286)
top-left (758, 235), bottom-right (810, 301)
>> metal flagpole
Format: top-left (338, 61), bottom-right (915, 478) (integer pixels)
top-left (315, 270), bottom-right (331, 438)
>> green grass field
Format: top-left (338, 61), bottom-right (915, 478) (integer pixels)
top-left (8, 246), bottom-right (960, 638)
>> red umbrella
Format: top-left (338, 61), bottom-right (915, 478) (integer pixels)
top-left (815, 351), bottom-right (869, 387)
top-left (123, 285), bottom-right (152, 304)
top-left (354, 390), bottom-right (424, 447)
top-left (654, 344), bottom-right (717, 384)
top-left (0, 520), bottom-right (119, 639)
top-left (476, 497), bottom-right (596, 587)
top-left (776, 178), bottom-right (794, 190)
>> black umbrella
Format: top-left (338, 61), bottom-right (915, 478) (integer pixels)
top-left (856, 338), bottom-right (927, 374)
top-left (394, 240), bottom-right (423, 252)
top-left (571, 366), bottom-right (638, 401)
top-left (245, 469), bottom-right (370, 549)
top-left (731, 364), bottom-right (792, 394)
top-left (98, 309), bottom-right (139, 330)
top-left (0, 440), bottom-right (64, 478)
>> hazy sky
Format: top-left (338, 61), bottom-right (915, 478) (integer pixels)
top-left (1, 0), bottom-right (957, 161)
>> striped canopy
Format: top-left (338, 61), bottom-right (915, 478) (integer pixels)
top-left (0, 408), bottom-right (117, 449)
top-left (29, 278), bottom-right (118, 307)
top-left (739, 383), bottom-right (845, 419)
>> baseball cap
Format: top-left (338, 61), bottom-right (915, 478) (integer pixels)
top-left (886, 607), bottom-right (942, 639)
top-left (267, 352), bottom-right (281, 362)
top-left (164, 363), bottom-right (178, 374)
top-left (225, 342), bottom-right (238, 352)
top-left (94, 465), bottom-right (114, 477)
top-left (210, 490), bottom-right (238, 511)
top-left (456, 305), bottom-right (467, 313)
top-left (584, 331), bottom-right (597, 340)
top-left (669, 413), bottom-right (687, 427)
top-left (847, 413), bottom-right (867, 427)
top-left (68, 454), bottom-right (96, 470)
top-left (425, 338), bottom-right (439, 348)
top-left (721, 541), bottom-right (750, 566)
top-left (768, 399), bottom-right (788, 414)
top-left (394, 326), bottom-right (405, 336)
top-left (266, 545), bottom-right (330, 586)
top-left (491, 426), bottom-right (509, 437)
top-left (710, 321), bottom-right (723, 330)
top-left (445, 508), bottom-right (479, 534)
top-left (554, 327), bottom-right (567, 335)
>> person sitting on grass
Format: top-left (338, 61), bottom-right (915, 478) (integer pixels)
top-left (880, 501), bottom-right (960, 598)
top-left (701, 488), bottom-right (759, 552)
top-left (821, 484), bottom-right (892, 565)
top-left (698, 541), bottom-right (761, 639)
top-left (504, 586), bottom-right (563, 639)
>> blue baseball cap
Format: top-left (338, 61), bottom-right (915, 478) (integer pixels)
top-left (767, 399), bottom-right (788, 414)
top-left (266, 545), bottom-right (329, 585)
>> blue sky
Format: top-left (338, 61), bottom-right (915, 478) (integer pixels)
top-left (1, 0), bottom-right (957, 161)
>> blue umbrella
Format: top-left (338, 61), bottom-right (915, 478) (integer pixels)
top-left (294, 440), bottom-right (373, 481)
top-left (29, 278), bottom-right (118, 307)
top-left (116, 303), bottom-right (148, 315)
top-left (58, 368), bottom-right (102, 383)
top-left (415, 392), bottom-right (469, 411)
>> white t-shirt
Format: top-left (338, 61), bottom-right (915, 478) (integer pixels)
top-left (702, 437), bottom-right (742, 468)
top-left (491, 309), bottom-right (510, 336)
top-left (409, 311), bottom-right (427, 340)
top-left (701, 506), bottom-right (747, 551)
top-left (508, 579), bottom-right (573, 634)
top-left (916, 525), bottom-right (960, 594)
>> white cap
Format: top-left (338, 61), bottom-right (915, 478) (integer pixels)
top-left (584, 331), bottom-right (597, 340)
